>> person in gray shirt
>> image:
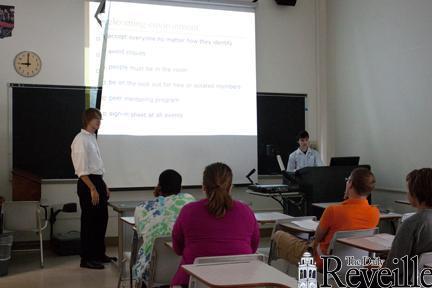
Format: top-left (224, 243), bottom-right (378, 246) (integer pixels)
top-left (384, 168), bottom-right (432, 283)
top-left (286, 130), bottom-right (323, 172)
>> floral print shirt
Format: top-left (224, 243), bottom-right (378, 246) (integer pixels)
top-left (133, 193), bottom-right (195, 281)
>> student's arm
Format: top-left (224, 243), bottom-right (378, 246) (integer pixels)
top-left (312, 207), bottom-right (332, 252)
top-left (172, 209), bottom-right (186, 256)
top-left (286, 154), bottom-right (296, 172)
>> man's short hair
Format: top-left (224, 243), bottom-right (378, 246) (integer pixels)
top-left (297, 130), bottom-right (310, 141)
top-left (351, 168), bottom-right (376, 196)
top-left (407, 168), bottom-right (432, 207)
top-left (159, 169), bottom-right (182, 196)
top-left (82, 108), bottom-right (102, 128)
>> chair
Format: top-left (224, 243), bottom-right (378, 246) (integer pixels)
top-left (119, 233), bottom-right (180, 288)
top-left (327, 228), bottom-right (379, 277)
top-left (188, 254), bottom-right (265, 288)
top-left (2, 201), bottom-right (48, 268)
top-left (417, 252), bottom-right (432, 286)
top-left (144, 236), bottom-right (181, 288)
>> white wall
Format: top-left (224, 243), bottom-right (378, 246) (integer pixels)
top-left (0, 0), bottom-right (322, 240)
top-left (327, 0), bottom-right (432, 191)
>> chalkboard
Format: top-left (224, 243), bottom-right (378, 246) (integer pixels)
top-left (257, 93), bottom-right (306, 175)
top-left (11, 84), bottom-right (101, 179)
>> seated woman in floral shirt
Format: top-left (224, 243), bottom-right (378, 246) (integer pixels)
top-left (133, 169), bottom-right (195, 284)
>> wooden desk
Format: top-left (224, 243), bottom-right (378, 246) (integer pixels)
top-left (279, 220), bottom-right (318, 234)
top-left (120, 216), bottom-right (135, 226)
top-left (379, 212), bottom-right (402, 220)
top-left (254, 212), bottom-right (292, 224)
top-left (337, 233), bottom-right (394, 257)
top-left (395, 199), bottom-right (410, 205)
top-left (182, 260), bottom-right (297, 288)
top-left (312, 202), bottom-right (401, 228)
top-left (312, 202), bottom-right (338, 209)
top-left (109, 201), bottom-right (141, 261)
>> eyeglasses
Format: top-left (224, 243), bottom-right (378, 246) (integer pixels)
top-left (345, 177), bottom-right (352, 182)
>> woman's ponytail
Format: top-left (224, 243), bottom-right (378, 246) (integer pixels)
top-left (203, 163), bottom-right (233, 218)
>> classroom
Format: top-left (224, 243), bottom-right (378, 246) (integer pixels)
top-left (0, 0), bottom-right (431, 287)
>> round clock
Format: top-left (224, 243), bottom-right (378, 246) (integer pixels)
top-left (14, 51), bottom-right (42, 77)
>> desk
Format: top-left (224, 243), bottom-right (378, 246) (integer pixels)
top-left (247, 190), bottom-right (304, 215)
top-left (279, 220), bottom-right (318, 235)
top-left (254, 212), bottom-right (292, 224)
top-left (337, 233), bottom-right (394, 257)
top-left (395, 199), bottom-right (410, 205)
top-left (312, 202), bottom-right (401, 233)
top-left (121, 216), bottom-right (135, 226)
top-left (108, 201), bottom-right (141, 261)
top-left (182, 260), bottom-right (297, 288)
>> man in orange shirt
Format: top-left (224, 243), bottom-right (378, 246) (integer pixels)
top-left (273, 168), bottom-right (380, 269)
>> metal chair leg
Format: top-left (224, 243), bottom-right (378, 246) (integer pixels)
top-left (39, 230), bottom-right (44, 268)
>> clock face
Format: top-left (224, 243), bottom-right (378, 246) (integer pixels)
top-left (14, 51), bottom-right (42, 77)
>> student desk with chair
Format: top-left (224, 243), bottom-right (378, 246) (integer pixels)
top-left (395, 199), bottom-right (410, 205)
top-left (336, 233), bottom-right (395, 258)
top-left (182, 260), bottom-right (298, 288)
top-left (254, 211), bottom-right (293, 224)
top-left (312, 202), bottom-right (402, 233)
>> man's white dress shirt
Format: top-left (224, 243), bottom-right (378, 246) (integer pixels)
top-left (71, 129), bottom-right (105, 177)
top-left (286, 148), bottom-right (324, 172)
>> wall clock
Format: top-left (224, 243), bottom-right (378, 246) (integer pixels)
top-left (14, 51), bottom-right (42, 77)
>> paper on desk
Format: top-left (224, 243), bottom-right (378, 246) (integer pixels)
top-left (292, 219), bottom-right (319, 230)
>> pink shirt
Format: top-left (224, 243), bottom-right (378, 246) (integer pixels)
top-left (171, 199), bottom-right (260, 286)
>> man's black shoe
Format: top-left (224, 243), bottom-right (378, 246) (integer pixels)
top-left (80, 260), bottom-right (105, 269)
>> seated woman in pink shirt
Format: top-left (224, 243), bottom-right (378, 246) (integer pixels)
top-left (171, 162), bottom-right (260, 287)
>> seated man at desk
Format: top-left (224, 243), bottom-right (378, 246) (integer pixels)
top-left (286, 130), bottom-right (324, 172)
top-left (133, 169), bottom-right (195, 284)
top-left (273, 168), bottom-right (379, 269)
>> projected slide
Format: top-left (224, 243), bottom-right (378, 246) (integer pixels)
top-left (90, 1), bottom-right (256, 136)
top-left (87, 1), bottom-right (257, 187)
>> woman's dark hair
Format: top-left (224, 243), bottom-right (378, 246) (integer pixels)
top-left (158, 169), bottom-right (182, 196)
top-left (82, 108), bottom-right (102, 128)
top-left (203, 162), bottom-right (233, 218)
top-left (350, 168), bottom-right (376, 196)
top-left (407, 168), bottom-right (432, 207)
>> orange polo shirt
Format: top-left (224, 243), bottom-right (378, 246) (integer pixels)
top-left (315, 198), bottom-right (380, 266)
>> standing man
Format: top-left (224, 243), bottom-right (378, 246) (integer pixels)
top-left (287, 130), bottom-right (324, 172)
top-left (71, 108), bottom-right (114, 269)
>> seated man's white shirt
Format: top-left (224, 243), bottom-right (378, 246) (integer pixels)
top-left (286, 148), bottom-right (324, 172)
top-left (71, 129), bottom-right (105, 177)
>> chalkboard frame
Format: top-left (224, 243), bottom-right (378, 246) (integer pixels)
top-left (257, 92), bottom-right (307, 175)
top-left (8, 83), bottom-right (102, 181)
